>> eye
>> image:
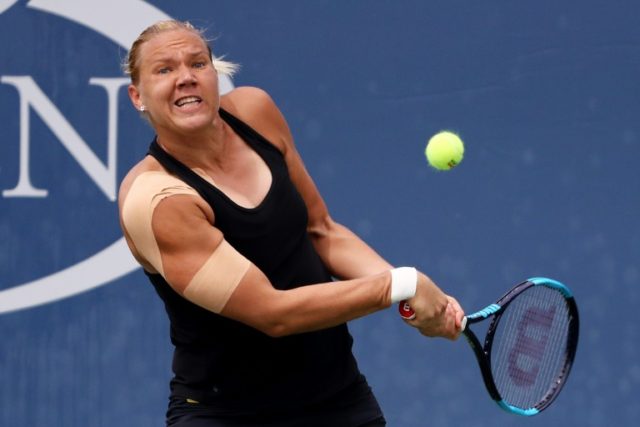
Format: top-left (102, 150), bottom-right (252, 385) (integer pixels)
top-left (157, 66), bottom-right (171, 74)
top-left (193, 61), bottom-right (207, 69)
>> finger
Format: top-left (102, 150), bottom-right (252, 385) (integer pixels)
top-left (446, 296), bottom-right (465, 330)
top-left (447, 295), bottom-right (464, 316)
top-left (445, 304), bottom-right (462, 339)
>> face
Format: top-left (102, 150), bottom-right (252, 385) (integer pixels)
top-left (128, 29), bottom-right (219, 137)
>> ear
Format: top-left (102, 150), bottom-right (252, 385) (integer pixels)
top-left (128, 84), bottom-right (144, 111)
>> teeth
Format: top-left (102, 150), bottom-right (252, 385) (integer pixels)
top-left (176, 96), bottom-right (201, 107)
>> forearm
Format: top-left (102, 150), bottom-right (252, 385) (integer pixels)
top-left (223, 264), bottom-right (459, 340)
top-left (222, 266), bottom-right (393, 337)
top-left (309, 220), bottom-right (393, 280)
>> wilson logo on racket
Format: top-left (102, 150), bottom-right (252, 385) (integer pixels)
top-left (507, 305), bottom-right (556, 387)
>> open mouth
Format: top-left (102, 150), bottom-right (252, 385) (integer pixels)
top-left (175, 96), bottom-right (202, 107)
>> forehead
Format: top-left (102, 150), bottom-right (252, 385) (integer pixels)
top-left (139, 29), bottom-right (209, 62)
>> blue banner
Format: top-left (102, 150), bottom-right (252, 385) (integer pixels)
top-left (1, 1), bottom-right (638, 426)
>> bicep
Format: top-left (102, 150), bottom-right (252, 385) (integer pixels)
top-left (152, 195), bottom-right (284, 326)
top-left (151, 195), bottom-right (222, 290)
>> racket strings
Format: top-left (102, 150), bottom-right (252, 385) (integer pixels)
top-left (490, 286), bottom-right (570, 409)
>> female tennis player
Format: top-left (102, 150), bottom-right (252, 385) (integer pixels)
top-left (118, 20), bottom-right (464, 426)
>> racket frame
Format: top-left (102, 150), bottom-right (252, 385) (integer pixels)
top-left (462, 277), bottom-right (579, 416)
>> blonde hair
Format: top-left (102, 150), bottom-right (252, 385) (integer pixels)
top-left (123, 20), bottom-right (239, 84)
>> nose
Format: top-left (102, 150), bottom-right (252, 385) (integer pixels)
top-left (177, 65), bottom-right (197, 87)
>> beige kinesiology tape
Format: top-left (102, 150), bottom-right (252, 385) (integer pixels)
top-left (121, 171), bottom-right (200, 276)
top-left (182, 240), bottom-right (251, 313)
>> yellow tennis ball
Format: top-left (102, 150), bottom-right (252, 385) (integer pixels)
top-left (425, 131), bottom-right (464, 170)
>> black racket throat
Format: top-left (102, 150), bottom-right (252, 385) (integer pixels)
top-left (463, 327), bottom-right (501, 399)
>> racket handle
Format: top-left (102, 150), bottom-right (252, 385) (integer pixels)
top-left (399, 301), bottom-right (469, 331)
top-left (398, 300), bottom-right (416, 320)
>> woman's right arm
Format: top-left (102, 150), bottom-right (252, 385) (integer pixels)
top-left (143, 192), bottom-right (460, 339)
top-left (149, 193), bottom-right (390, 336)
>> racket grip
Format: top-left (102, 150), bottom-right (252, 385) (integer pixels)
top-left (399, 301), bottom-right (469, 332)
top-left (398, 300), bottom-right (416, 320)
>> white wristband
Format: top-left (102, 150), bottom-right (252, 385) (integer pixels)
top-left (390, 267), bottom-right (418, 303)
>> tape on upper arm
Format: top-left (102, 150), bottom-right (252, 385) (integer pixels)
top-left (182, 239), bottom-right (251, 313)
top-left (121, 172), bottom-right (199, 275)
top-left (122, 171), bottom-right (250, 313)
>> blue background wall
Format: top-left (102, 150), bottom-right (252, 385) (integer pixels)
top-left (1, 1), bottom-right (638, 425)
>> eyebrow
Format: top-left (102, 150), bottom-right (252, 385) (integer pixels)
top-left (148, 49), bottom-right (210, 65)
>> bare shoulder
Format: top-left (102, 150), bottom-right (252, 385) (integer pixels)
top-left (223, 86), bottom-right (275, 113)
top-left (118, 155), bottom-right (163, 209)
top-left (221, 86), bottom-right (293, 153)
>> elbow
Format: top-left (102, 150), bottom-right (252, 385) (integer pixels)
top-left (226, 285), bottom-right (310, 338)
top-left (307, 214), bottom-right (334, 242)
top-left (259, 318), bottom-right (298, 338)
top-left (251, 305), bottom-right (298, 338)
top-left (263, 323), bottom-right (291, 338)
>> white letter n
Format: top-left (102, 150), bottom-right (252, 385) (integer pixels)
top-left (1, 76), bottom-right (129, 201)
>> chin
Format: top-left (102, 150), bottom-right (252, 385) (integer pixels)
top-left (176, 114), bottom-right (213, 131)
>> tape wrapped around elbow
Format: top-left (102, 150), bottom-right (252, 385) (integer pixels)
top-left (182, 240), bottom-right (251, 313)
top-left (390, 267), bottom-right (418, 303)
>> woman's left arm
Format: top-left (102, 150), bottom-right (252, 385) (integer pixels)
top-left (280, 134), bottom-right (393, 279)
top-left (226, 87), bottom-right (393, 279)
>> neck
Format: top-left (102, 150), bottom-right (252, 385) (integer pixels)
top-left (155, 113), bottom-right (228, 170)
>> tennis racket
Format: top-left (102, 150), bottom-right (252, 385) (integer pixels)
top-left (399, 277), bottom-right (579, 416)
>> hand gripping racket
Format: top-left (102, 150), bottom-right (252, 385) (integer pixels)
top-left (399, 277), bottom-right (579, 416)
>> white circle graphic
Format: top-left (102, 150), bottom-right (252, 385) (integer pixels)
top-left (0, 0), bottom-right (234, 314)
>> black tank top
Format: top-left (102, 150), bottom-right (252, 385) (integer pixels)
top-left (146, 108), bottom-right (360, 414)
